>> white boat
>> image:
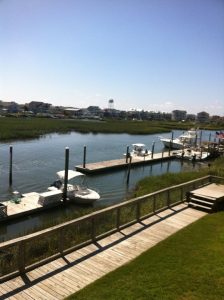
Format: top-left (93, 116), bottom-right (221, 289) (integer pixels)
top-left (49, 170), bottom-right (100, 204)
top-left (174, 149), bottom-right (210, 161)
top-left (160, 129), bottom-right (198, 150)
top-left (125, 143), bottom-right (151, 157)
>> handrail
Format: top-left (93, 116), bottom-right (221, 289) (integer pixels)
top-left (0, 175), bottom-right (223, 281)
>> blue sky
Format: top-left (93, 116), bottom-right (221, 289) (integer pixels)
top-left (0, 0), bottom-right (224, 115)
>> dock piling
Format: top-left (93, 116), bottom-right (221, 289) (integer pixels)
top-left (63, 147), bottom-right (69, 203)
top-left (126, 146), bottom-right (129, 163)
top-left (83, 145), bottom-right (87, 168)
top-left (126, 156), bottom-right (132, 184)
top-left (151, 141), bottom-right (155, 159)
top-left (9, 145), bottom-right (13, 186)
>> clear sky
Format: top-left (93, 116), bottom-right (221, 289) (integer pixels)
top-left (0, 0), bottom-right (224, 115)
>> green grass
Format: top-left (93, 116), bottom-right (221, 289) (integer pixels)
top-left (0, 117), bottom-right (223, 140)
top-left (66, 211), bottom-right (224, 300)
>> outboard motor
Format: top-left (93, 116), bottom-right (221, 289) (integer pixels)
top-left (51, 179), bottom-right (63, 189)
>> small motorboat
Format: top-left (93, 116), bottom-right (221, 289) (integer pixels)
top-left (175, 149), bottom-right (210, 161)
top-left (160, 129), bottom-right (198, 150)
top-left (49, 170), bottom-right (100, 204)
top-left (124, 143), bottom-right (151, 157)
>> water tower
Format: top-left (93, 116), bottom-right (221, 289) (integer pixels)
top-left (108, 99), bottom-right (114, 109)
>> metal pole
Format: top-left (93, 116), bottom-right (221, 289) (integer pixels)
top-left (83, 145), bottom-right (86, 168)
top-left (63, 147), bottom-right (69, 203)
top-left (9, 145), bottom-right (13, 186)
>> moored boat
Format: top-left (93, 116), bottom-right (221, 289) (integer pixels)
top-left (160, 129), bottom-right (198, 150)
top-left (49, 170), bottom-right (100, 204)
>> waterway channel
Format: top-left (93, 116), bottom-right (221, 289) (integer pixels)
top-left (0, 130), bottom-right (215, 241)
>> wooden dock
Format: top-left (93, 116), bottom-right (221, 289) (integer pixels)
top-left (76, 151), bottom-right (176, 173)
top-left (0, 192), bottom-right (64, 223)
top-left (0, 203), bottom-right (207, 300)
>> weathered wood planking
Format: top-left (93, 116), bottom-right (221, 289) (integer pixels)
top-left (0, 204), bottom-right (207, 300)
top-left (76, 151), bottom-right (176, 173)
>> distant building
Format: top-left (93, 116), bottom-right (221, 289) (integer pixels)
top-left (27, 101), bottom-right (51, 114)
top-left (172, 110), bottom-right (187, 121)
top-left (0, 100), bottom-right (20, 113)
top-left (186, 114), bottom-right (196, 121)
top-left (197, 111), bottom-right (209, 123)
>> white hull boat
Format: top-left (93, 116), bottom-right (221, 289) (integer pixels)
top-left (174, 149), bottom-right (210, 161)
top-left (124, 143), bottom-right (151, 157)
top-left (160, 129), bottom-right (198, 150)
top-left (49, 170), bottom-right (100, 205)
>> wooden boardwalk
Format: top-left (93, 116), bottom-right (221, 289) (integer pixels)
top-left (0, 203), bottom-right (207, 300)
top-left (76, 151), bottom-right (176, 173)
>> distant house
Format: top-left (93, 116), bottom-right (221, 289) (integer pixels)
top-left (197, 111), bottom-right (209, 123)
top-left (64, 107), bottom-right (83, 117)
top-left (172, 110), bottom-right (187, 121)
top-left (27, 101), bottom-right (51, 114)
top-left (0, 100), bottom-right (20, 113)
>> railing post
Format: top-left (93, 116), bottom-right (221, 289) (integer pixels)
top-left (58, 227), bottom-right (64, 254)
top-left (136, 201), bottom-right (140, 222)
top-left (180, 186), bottom-right (184, 201)
top-left (18, 241), bottom-right (26, 274)
top-left (91, 217), bottom-right (96, 242)
top-left (116, 208), bottom-right (120, 230)
top-left (153, 195), bottom-right (156, 212)
top-left (167, 190), bottom-right (170, 207)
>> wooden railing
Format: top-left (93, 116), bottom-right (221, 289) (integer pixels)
top-left (0, 175), bottom-right (223, 282)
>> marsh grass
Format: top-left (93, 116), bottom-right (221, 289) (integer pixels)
top-left (1, 117), bottom-right (222, 140)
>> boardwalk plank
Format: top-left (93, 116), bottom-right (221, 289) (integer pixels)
top-left (0, 206), bottom-right (207, 300)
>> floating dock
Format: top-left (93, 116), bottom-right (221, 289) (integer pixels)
top-left (76, 151), bottom-right (177, 174)
top-left (0, 192), bottom-right (65, 223)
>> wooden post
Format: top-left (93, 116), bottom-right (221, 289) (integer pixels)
top-left (83, 145), bottom-right (87, 168)
top-left (209, 132), bottom-right (211, 142)
top-left (9, 145), bottom-right (13, 186)
top-left (126, 146), bottom-right (129, 163)
top-left (116, 208), bottom-right (120, 230)
top-left (126, 156), bottom-right (132, 184)
top-left (18, 241), bottom-right (25, 274)
top-left (63, 147), bottom-right (69, 203)
top-left (151, 141), bottom-right (155, 159)
top-left (136, 202), bottom-right (140, 222)
top-left (168, 132), bottom-right (173, 156)
top-left (199, 130), bottom-right (202, 146)
top-left (91, 217), bottom-right (96, 242)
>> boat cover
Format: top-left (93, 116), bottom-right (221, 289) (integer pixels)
top-left (56, 170), bottom-right (84, 181)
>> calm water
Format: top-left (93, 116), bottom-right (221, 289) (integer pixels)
top-left (0, 130), bottom-right (214, 241)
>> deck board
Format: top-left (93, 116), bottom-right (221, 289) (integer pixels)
top-left (76, 151), bottom-right (176, 173)
top-left (0, 204), bottom-right (207, 300)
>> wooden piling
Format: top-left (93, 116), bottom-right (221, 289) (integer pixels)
top-left (151, 141), bottom-right (155, 159)
top-left (83, 145), bottom-right (87, 168)
top-left (126, 156), bottom-right (132, 184)
top-left (63, 147), bottom-right (69, 203)
top-left (9, 145), bottom-right (13, 186)
top-left (126, 146), bottom-right (129, 163)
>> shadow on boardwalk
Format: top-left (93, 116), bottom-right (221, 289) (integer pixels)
top-left (0, 203), bottom-right (206, 300)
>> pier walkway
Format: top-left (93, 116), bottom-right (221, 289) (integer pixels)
top-left (76, 150), bottom-right (176, 173)
top-left (0, 203), bottom-right (207, 300)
